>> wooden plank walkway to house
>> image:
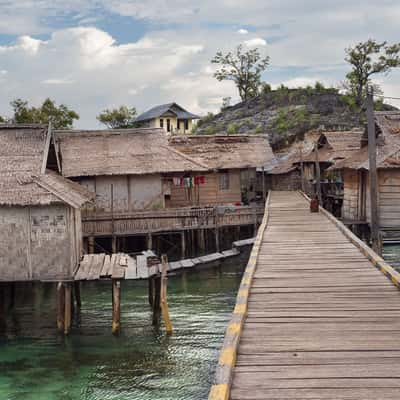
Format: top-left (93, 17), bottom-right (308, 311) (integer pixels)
top-left (210, 190), bottom-right (400, 400)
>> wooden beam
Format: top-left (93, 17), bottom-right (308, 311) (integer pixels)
top-left (74, 281), bottom-right (81, 309)
top-left (112, 279), bottom-right (121, 335)
top-left (64, 283), bottom-right (72, 335)
top-left (152, 275), bottom-right (161, 326)
top-left (181, 231), bottom-right (186, 260)
top-left (314, 143), bottom-right (322, 203)
top-left (160, 255), bottom-right (173, 335)
top-left (56, 282), bottom-right (65, 333)
top-left (366, 87), bottom-right (382, 255)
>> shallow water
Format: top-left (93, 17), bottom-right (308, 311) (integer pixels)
top-left (383, 244), bottom-right (400, 271)
top-left (0, 261), bottom-right (244, 400)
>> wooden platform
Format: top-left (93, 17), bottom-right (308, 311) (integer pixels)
top-left (212, 191), bottom-right (400, 400)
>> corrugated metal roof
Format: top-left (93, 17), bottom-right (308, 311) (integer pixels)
top-left (135, 103), bottom-right (200, 122)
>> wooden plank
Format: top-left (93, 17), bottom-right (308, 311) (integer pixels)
top-left (100, 255), bottom-right (112, 277)
top-left (213, 191), bottom-right (400, 400)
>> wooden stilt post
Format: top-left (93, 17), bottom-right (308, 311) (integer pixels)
top-left (314, 143), bottom-right (322, 204)
top-left (262, 166), bottom-right (266, 201)
top-left (56, 282), bottom-right (65, 333)
top-left (147, 233), bottom-right (153, 251)
top-left (112, 279), bottom-right (121, 335)
top-left (88, 236), bottom-right (95, 254)
top-left (9, 282), bottom-right (15, 310)
top-left (215, 208), bottom-right (220, 253)
top-left (0, 283), bottom-right (5, 332)
top-left (181, 231), bottom-right (186, 260)
top-left (112, 235), bottom-right (117, 254)
top-left (198, 229), bottom-right (206, 255)
top-left (366, 87), bottom-right (382, 255)
top-left (148, 276), bottom-right (155, 307)
top-left (74, 281), bottom-right (81, 309)
top-left (152, 275), bottom-right (161, 326)
top-left (64, 282), bottom-right (72, 335)
top-left (160, 255), bottom-right (173, 335)
top-left (299, 145), bottom-right (305, 193)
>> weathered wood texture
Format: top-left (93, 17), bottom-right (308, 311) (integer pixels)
top-left (230, 191), bottom-right (400, 400)
top-left (82, 204), bottom-right (263, 237)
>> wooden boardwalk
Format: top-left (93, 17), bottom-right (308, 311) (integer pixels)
top-left (210, 191), bottom-right (400, 400)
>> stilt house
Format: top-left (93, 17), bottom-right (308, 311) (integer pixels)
top-left (53, 128), bottom-right (208, 212)
top-left (333, 111), bottom-right (400, 238)
top-left (0, 125), bottom-right (93, 282)
top-left (169, 134), bottom-right (274, 206)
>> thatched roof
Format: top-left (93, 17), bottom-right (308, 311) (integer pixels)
top-left (169, 134), bottom-right (274, 170)
top-left (334, 112), bottom-right (400, 171)
top-left (54, 128), bottom-right (208, 177)
top-left (136, 103), bottom-right (200, 122)
top-left (302, 130), bottom-right (363, 163)
top-left (0, 124), bottom-right (94, 207)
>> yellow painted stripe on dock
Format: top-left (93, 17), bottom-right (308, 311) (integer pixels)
top-left (227, 322), bottom-right (241, 335)
top-left (242, 277), bottom-right (251, 286)
top-left (208, 384), bottom-right (229, 400)
top-left (234, 303), bottom-right (247, 314)
top-left (238, 289), bottom-right (249, 298)
top-left (220, 347), bottom-right (236, 366)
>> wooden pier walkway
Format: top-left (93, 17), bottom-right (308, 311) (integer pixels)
top-left (210, 191), bottom-right (400, 400)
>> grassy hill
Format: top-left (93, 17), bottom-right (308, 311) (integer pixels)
top-left (195, 86), bottom-right (396, 150)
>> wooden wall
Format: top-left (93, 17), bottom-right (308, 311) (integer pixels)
top-left (266, 171), bottom-right (301, 191)
top-left (342, 169), bottom-right (360, 221)
top-left (167, 170), bottom-right (242, 207)
top-left (79, 174), bottom-right (164, 212)
top-left (378, 169), bottom-right (400, 228)
top-left (0, 204), bottom-right (81, 281)
top-left (342, 168), bottom-right (400, 229)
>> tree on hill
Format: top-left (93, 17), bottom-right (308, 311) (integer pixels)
top-left (10, 98), bottom-right (79, 129)
top-left (345, 39), bottom-right (400, 107)
top-left (212, 44), bottom-right (270, 101)
top-left (97, 106), bottom-right (137, 129)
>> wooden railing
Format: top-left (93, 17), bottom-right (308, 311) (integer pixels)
top-left (81, 205), bottom-right (264, 237)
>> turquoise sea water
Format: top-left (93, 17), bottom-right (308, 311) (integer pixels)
top-left (0, 261), bottom-right (244, 400)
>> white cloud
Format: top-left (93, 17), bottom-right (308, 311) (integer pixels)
top-left (0, 1), bottom-right (400, 126)
top-left (244, 37), bottom-right (267, 48)
top-left (42, 78), bottom-right (76, 85)
top-left (0, 26), bottom-right (223, 127)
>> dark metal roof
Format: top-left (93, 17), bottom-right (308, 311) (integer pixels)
top-left (135, 103), bottom-right (200, 122)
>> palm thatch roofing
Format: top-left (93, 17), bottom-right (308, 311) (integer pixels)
top-left (169, 134), bottom-right (274, 170)
top-left (135, 103), bottom-right (200, 122)
top-left (334, 112), bottom-right (400, 171)
top-left (53, 128), bottom-right (208, 177)
top-left (302, 130), bottom-right (363, 163)
top-left (0, 124), bottom-right (94, 207)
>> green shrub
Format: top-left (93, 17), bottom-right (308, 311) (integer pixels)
top-left (227, 123), bottom-right (239, 134)
top-left (255, 124), bottom-right (264, 134)
top-left (204, 125), bottom-right (216, 135)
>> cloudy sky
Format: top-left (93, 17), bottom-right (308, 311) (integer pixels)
top-left (0, 0), bottom-right (400, 128)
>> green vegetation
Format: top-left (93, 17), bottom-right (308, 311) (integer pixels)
top-left (227, 123), bottom-right (239, 134)
top-left (344, 39), bottom-right (400, 106)
top-left (10, 98), bottom-right (79, 129)
top-left (204, 125), bottom-right (216, 135)
top-left (97, 105), bottom-right (137, 129)
top-left (255, 124), bottom-right (264, 134)
top-left (273, 106), bottom-right (309, 134)
top-left (197, 112), bottom-right (214, 128)
top-left (212, 45), bottom-right (270, 101)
